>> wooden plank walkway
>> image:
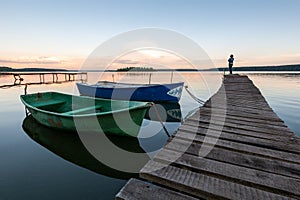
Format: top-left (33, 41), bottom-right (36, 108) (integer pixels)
top-left (0, 71), bottom-right (87, 83)
top-left (116, 74), bottom-right (300, 200)
top-left (0, 72), bottom-right (88, 89)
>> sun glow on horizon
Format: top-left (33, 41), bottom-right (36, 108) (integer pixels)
top-left (1, 1), bottom-right (299, 70)
top-left (107, 49), bottom-right (196, 70)
top-left (0, 55), bottom-right (86, 70)
top-left (1, 51), bottom-right (300, 70)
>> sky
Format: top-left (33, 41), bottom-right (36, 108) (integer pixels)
top-left (1, 0), bottom-right (300, 70)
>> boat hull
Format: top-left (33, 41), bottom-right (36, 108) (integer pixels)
top-left (22, 115), bottom-right (150, 179)
top-left (20, 92), bottom-right (150, 137)
top-left (144, 102), bottom-right (182, 122)
top-left (76, 82), bottom-right (184, 102)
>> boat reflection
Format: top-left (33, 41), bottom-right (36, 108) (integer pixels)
top-left (144, 102), bottom-right (182, 122)
top-left (22, 115), bottom-right (150, 180)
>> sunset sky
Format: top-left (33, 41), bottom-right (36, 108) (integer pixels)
top-left (1, 0), bottom-right (300, 70)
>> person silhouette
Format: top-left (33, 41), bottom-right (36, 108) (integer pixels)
top-left (228, 54), bottom-right (234, 74)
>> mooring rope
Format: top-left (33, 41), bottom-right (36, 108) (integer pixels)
top-left (184, 85), bottom-right (206, 104)
top-left (152, 104), bottom-right (171, 138)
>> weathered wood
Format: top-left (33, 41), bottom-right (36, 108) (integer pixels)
top-left (213, 94), bottom-right (267, 100)
top-left (179, 125), bottom-right (300, 154)
top-left (204, 102), bottom-right (275, 113)
top-left (0, 72), bottom-right (87, 83)
top-left (206, 98), bottom-right (272, 110)
top-left (205, 98), bottom-right (271, 109)
top-left (189, 115), bottom-right (289, 134)
top-left (152, 148), bottom-right (300, 196)
top-left (163, 138), bottom-right (300, 179)
top-left (215, 92), bottom-right (266, 100)
top-left (140, 161), bottom-right (296, 200)
top-left (195, 110), bottom-right (288, 127)
top-left (115, 178), bottom-right (198, 200)
top-left (173, 129), bottom-right (300, 164)
top-left (187, 114), bottom-right (293, 134)
top-left (116, 74), bottom-right (300, 200)
top-left (198, 107), bottom-right (284, 122)
top-left (203, 103), bottom-right (280, 118)
top-left (189, 119), bottom-right (294, 140)
top-left (183, 119), bottom-right (296, 140)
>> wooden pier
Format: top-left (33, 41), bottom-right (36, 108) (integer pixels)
top-left (0, 71), bottom-right (87, 89)
top-left (116, 74), bottom-right (300, 200)
top-left (0, 71), bottom-right (87, 83)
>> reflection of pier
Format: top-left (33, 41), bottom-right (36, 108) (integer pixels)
top-left (0, 72), bottom-right (87, 89)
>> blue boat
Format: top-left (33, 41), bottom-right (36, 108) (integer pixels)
top-left (76, 81), bottom-right (184, 102)
top-left (144, 102), bottom-right (182, 122)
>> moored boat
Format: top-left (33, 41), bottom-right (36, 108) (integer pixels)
top-left (76, 81), bottom-right (184, 102)
top-left (22, 115), bottom-right (150, 179)
top-left (20, 92), bottom-right (151, 137)
top-left (145, 102), bottom-right (182, 122)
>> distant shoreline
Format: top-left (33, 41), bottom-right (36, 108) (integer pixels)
top-left (0, 66), bottom-right (68, 72)
top-left (1, 64), bottom-right (300, 72)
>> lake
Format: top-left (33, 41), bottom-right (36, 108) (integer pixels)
top-left (0, 71), bottom-right (299, 199)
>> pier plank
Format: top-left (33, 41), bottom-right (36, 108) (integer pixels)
top-left (198, 107), bottom-right (285, 122)
top-left (195, 111), bottom-right (288, 128)
top-left (173, 129), bottom-right (300, 164)
top-left (116, 74), bottom-right (300, 199)
top-left (163, 138), bottom-right (300, 179)
top-left (187, 114), bottom-right (293, 134)
top-left (140, 161), bottom-right (296, 200)
top-left (190, 116), bottom-right (290, 135)
top-left (152, 148), bottom-right (300, 196)
top-left (182, 120), bottom-right (296, 140)
top-left (178, 125), bottom-right (300, 154)
top-left (115, 178), bottom-right (198, 200)
top-left (203, 103), bottom-right (280, 118)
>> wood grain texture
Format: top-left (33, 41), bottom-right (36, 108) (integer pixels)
top-left (115, 178), bottom-right (198, 200)
top-left (140, 161), bottom-right (297, 200)
top-left (116, 74), bottom-right (300, 200)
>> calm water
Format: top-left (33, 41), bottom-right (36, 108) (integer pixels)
top-left (0, 72), bottom-right (299, 199)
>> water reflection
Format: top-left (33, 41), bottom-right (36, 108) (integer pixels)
top-left (145, 102), bottom-right (182, 122)
top-left (2, 71), bottom-right (298, 199)
top-left (22, 115), bottom-right (149, 180)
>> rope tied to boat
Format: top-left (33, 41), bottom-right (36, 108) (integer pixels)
top-left (24, 84), bottom-right (28, 95)
top-left (152, 104), bottom-right (171, 138)
top-left (184, 85), bottom-right (205, 104)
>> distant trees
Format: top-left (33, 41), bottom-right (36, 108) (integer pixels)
top-left (0, 66), bottom-right (67, 72)
top-left (0, 66), bottom-right (13, 71)
top-left (1, 64), bottom-right (300, 72)
top-left (116, 64), bottom-right (300, 72)
top-left (218, 64), bottom-right (300, 72)
top-left (116, 67), bottom-right (155, 72)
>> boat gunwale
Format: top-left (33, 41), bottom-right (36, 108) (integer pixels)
top-left (20, 92), bottom-right (152, 118)
top-left (78, 81), bottom-right (184, 89)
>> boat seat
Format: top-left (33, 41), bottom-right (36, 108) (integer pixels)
top-left (63, 105), bottom-right (103, 115)
top-left (33, 100), bottom-right (66, 108)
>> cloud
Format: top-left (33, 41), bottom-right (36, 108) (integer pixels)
top-left (114, 59), bottom-right (140, 65)
top-left (0, 56), bottom-right (62, 65)
top-left (280, 53), bottom-right (300, 58)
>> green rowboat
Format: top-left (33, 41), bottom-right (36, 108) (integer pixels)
top-left (22, 115), bottom-right (150, 179)
top-left (20, 92), bottom-right (152, 137)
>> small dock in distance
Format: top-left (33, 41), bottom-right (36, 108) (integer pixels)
top-left (116, 74), bottom-right (300, 200)
top-left (0, 71), bottom-right (87, 89)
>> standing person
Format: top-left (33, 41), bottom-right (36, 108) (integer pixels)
top-left (228, 54), bottom-right (234, 74)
